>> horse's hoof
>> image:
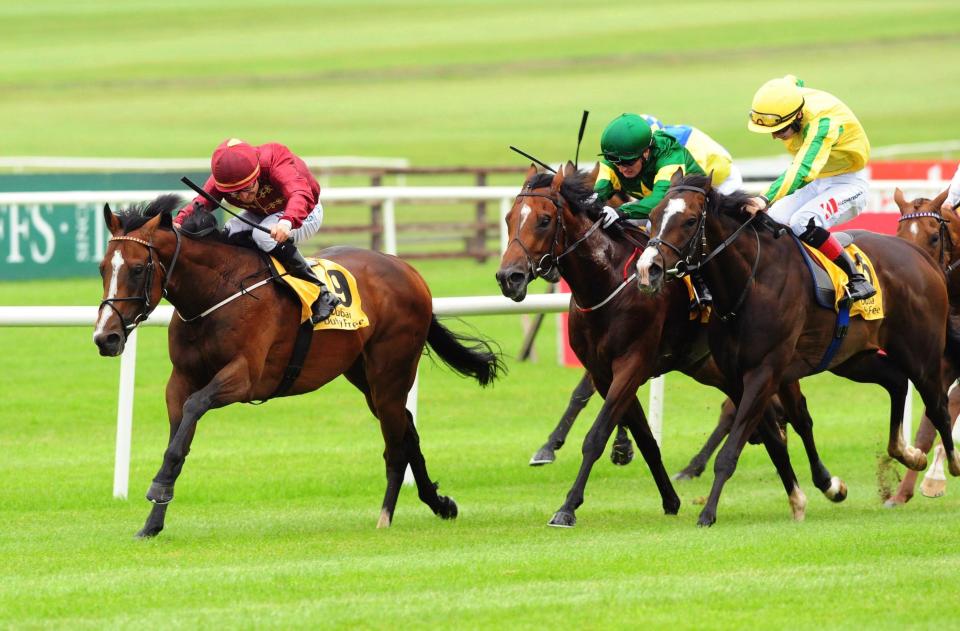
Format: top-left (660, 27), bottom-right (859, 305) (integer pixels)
top-left (529, 446), bottom-right (556, 466)
top-left (696, 511), bottom-right (716, 528)
top-left (610, 440), bottom-right (634, 466)
top-left (920, 477), bottom-right (946, 498)
top-left (548, 510), bottom-right (576, 528)
top-left (437, 496), bottom-right (458, 520)
top-left (825, 477), bottom-right (848, 503)
top-left (376, 509), bottom-right (392, 529)
top-left (145, 482), bottom-right (174, 505)
top-left (672, 468), bottom-right (701, 481)
top-left (883, 495), bottom-right (909, 508)
top-left (135, 526), bottom-right (162, 539)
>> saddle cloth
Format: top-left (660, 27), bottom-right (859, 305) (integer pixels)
top-left (269, 257), bottom-right (370, 331)
top-left (793, 234), bottom-right (884, 321)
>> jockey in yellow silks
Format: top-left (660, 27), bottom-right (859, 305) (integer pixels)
top-left (639, 114), bottom-right (743, 195)
top-left (743, 75), bottom-right (875, 303)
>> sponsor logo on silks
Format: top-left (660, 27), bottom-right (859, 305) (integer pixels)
top-left (820, 197), bottom-right (839, 218)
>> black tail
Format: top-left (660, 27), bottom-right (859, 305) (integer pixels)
top-left (426, 316), bottom-right (505, 387)
top-left (946, 313), bottom-right (960, 374)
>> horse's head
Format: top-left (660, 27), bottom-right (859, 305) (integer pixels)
top-left (636, 170), bottom-right (713, 293)
top-left (93, 195), bottom-right (181, 356)
top-left (495, 162), bottom-right (600, 301)
top-left (894, 187), bottom-right (955, 267)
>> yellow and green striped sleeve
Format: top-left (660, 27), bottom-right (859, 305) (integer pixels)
top-left (594, 162), bottom-right (621, 202)
top-left (765, 117), bottom-right (841, 202)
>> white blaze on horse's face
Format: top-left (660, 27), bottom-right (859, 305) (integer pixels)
top-left (518, 204), bottom-right (532, 230)
top-left (94, 248), bottom-right (125, 338)
top-left (637, 197), bottom-right (688, 285)
top-left (908, 222), bottom-right (919, 237)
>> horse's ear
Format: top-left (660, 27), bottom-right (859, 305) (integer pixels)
top-left (159, 210), bottom-right (173, 229)
top-left (893, 188), bottom-right (910, 214)
top-left (139, 211), bottom-right (165, 240)
top-left (525, 163), bottom-right (538, 183)
top-left (931, 187), bottom-right (950, 211)
top-left (550, 164), bottom-right (566, 190)
top-left (588, 161), bottom-right (600, 184)
top-left (703, 170), bottom-right (714, 194)
top-left (563, 161), bottom-right (576, 177)
top-left (103, 203), bottom-right (122, 236)
top-left (669, 167), bottom-right (684, 187)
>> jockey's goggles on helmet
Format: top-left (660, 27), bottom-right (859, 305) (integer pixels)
top-left (604, 153), bottom-right (642, 166)
top-left (749, 102), bottom-right (803, 129)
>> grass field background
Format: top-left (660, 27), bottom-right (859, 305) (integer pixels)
top-left (3, 1), bottom-right (960, 628)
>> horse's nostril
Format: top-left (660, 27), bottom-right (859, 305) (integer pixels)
top-left (509, 272), bottom-right (525, 285)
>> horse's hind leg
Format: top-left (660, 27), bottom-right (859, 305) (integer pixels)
top-left (674, 398), bottom-right (736, 481)
top-left (530, 371), bottom-right (595, 466)
top-left (777, 381), bottom-right (847, 502)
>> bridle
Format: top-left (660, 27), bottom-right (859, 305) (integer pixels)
top-left (647, 183), bottom-right (761, 322)
top-left (509, 190), bottom-right (604, 280)
top-left (98, 228), bottom-right (182, 338)
top-left (897, 210), bottom-right (958, 274)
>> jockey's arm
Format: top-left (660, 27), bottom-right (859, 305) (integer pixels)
top-left (764, 117), bottom-right (841, 203)
top-left (174, 175), bottom-right (220, 226)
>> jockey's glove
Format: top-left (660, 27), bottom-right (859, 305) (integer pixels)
top-left (599, 205), bottom-right (625, 229)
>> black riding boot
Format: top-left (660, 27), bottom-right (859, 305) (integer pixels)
top-left (832, 250), bottom-right (876, 303)
top-left (272, 242), bottom-right (341, 324)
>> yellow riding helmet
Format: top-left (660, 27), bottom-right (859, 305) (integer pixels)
top-left (747, 76), bottom-right (805, 133)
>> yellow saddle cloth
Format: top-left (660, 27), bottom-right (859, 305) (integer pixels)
top-left (270, 257), bottom-right (370, 331)
top-left (803, 243), bottom-right (884, 320)
top-left (682, 276), bottom-right (711, 323)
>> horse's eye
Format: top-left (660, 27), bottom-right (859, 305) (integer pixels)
top-left (131, 265), bottom-right (145, 276)
top-left (538, 215), bottom-right (552, 228)
top-left (684, 217), bottom-right (698, 227)
top-left (930, 235), bottom-right (940, 245)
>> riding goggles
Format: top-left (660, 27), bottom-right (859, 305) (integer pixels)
top-left (748, 102), bottom-right (803, 128)
top-left (603, 153), bottom-right (642, 166)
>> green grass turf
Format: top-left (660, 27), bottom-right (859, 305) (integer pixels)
top-left (3, 1), bottom-right (960, 627)
top-left (0, 1), bottom-right (958, 164)
top-left (2, 260), bottom-right (959, 628)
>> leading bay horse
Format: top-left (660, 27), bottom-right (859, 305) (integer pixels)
top-left (637, 171), bottom-right (960, 526)
top-left (94, 195), bottom-right (503, 536)
top-left (496, 163), bottom-right (844, 528)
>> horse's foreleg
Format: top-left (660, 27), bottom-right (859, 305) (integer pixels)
top-left (530, 371), bottom-right (595, 466)
top-left (778, 380), bottom-right (847, 502)
top-left (139, 360), bottom-right (252, 537)
top-left (548, 368), bottom-right (644, 528)
top-left (620, 399), bottom-right (680, 515)
top-left (756, 413), bottom-right (806, 521)
top-left (698, 364), bottom-right (780, 528)
top-left (674, 398), bottom-right (736, 481)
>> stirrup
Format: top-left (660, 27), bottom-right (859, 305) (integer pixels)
top-left (845, 279), bottom-right (876, 303)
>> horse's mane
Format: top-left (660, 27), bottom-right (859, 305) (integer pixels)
top-left (527, 169), bottom-right (603, 217)
top-left (676, 173), bottom-right (754, 220)
top-left (115, 194), bottom-right (182, 234)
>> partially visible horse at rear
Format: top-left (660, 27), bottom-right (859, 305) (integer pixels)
top-left (94, 195), bottom-right (503, 536)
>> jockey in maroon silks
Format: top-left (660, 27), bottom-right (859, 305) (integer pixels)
top-left (175, 138), bottom-right (340, 323)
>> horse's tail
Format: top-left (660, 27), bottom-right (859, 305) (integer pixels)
top-left (945, 313), bottom-right (960, 374)
top-left (426, 316), bottom-right (505, 387)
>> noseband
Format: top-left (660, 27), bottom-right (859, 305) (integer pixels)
top-left (898, 210), bottom-right (956, 272)
top-left (99, 228), bottom-right (182, 337)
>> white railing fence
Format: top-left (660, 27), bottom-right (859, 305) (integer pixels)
top-left (0, 296), bottom-right (667, 499)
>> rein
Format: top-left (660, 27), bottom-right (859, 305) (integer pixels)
top-left (510, 189), bottom-right (647, 313)
top-left (898, 210), bottom-right (956, 273)
top-left (650, 184), bottom-right (762, 322)
top-left (99, 229), bottom-right (182, 336)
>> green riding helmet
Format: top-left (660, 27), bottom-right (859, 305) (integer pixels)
top-left (599, 114), bottom-right (653, 162)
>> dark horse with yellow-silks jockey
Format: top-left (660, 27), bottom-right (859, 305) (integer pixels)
top-left (94, 195), bottom-right (504, 536)
top-left (496, 163), bottom-right (846, 528)
top-left (636, 171), bottom-right (960, 526)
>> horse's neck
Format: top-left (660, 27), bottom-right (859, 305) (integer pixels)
top-left (559, 217), bottom-right (640, 306)
top-left (163, 236), bottom-right (270, 313)
top-left (700, 213), bottom-right (778, 310)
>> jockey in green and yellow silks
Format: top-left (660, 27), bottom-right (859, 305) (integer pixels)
top-left (594, 113), bottom-right (705, 226)
top-left (743, 75), bottom-right (875, 303)
top-left (638, 114), bottom-right (742, 195)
